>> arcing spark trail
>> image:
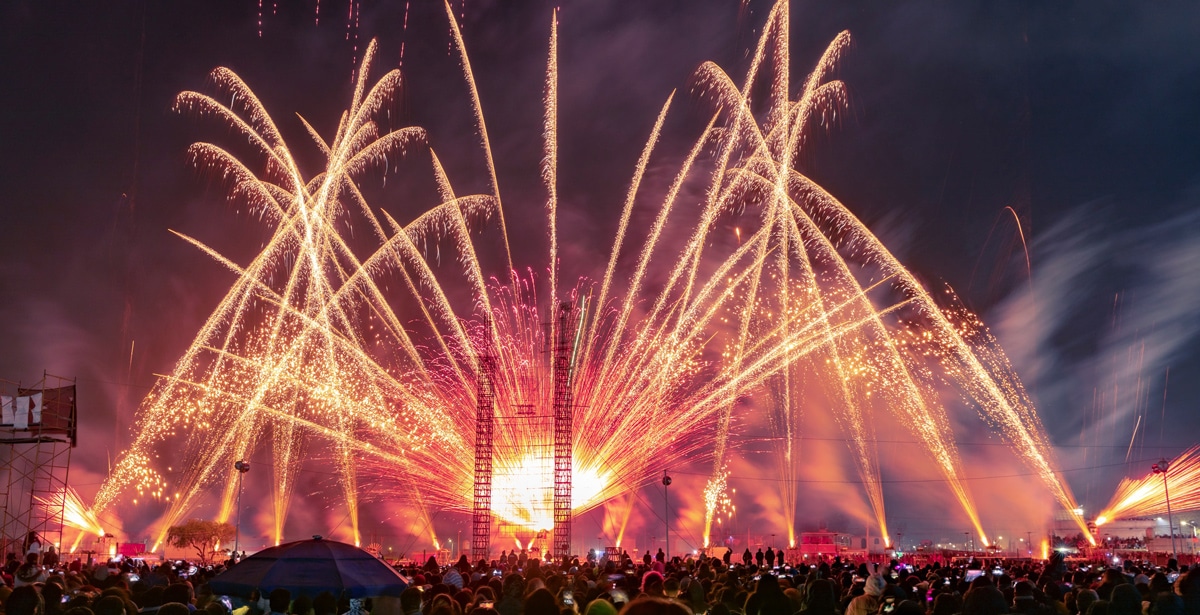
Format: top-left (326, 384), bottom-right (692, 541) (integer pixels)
top-left (90, 0), bottom-right (1090, 551)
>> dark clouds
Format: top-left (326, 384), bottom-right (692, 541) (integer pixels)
top-left (1, 0), bottom-right (1198, 544)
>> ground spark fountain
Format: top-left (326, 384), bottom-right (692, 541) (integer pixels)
top-left (1096, 445), bottom-right (1200, 527)
top-left (36, 487), bottom-right (106, 551)
top-left (90, 0), bottom-right (1092, 552)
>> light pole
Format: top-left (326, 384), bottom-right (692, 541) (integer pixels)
top-left (233, 460), bottom-right (250, 560)
top-left (1153, 458), bottom-right (1177, 560)
top-left (663, 470), bottom-right (672, 562)
top-left (1181, 521), bottom-right (1196, 556)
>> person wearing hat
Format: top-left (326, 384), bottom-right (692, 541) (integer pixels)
top-left (442, 567), bottom-right (463, 592)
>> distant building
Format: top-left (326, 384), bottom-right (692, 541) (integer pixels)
top-left (1094, 518), bottom-right (1155, 540)
top-left (798, 530), bottom-right (852, 557)
top-left (854, 534), bottom-right (889, 556)
top-left (1092, 517), bottom-right (1200, 555)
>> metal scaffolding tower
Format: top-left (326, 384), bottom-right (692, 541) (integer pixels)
top-left (0, 373), bottom-right (77, 557)
top-left (470, 304), bottom-right (578, 564)
top-left (471, 330), bottom-right (496, 562)
top-left (552, 302), bottom-right (576, 562)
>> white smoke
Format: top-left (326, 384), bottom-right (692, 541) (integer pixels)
top-left (992, 193), bottom-right (1200, 507)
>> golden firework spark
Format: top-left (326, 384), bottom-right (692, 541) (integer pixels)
top-left (702, 467), bottom-right (732, 548)
top-left (36, 487), bottom-right (106, 538)
top-left (1096, 446), bottom-right (1200, 526)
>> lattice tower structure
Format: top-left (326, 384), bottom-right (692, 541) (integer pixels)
top-left (0, 373), bottom-right (77, 558)
top-left (472, 339), bottom-right (497, 562)
top-left (552, 302), bottom-right (576, 562)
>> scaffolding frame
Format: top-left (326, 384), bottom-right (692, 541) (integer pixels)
top-left (552, 302), bottom-right (576, 562)
top-left (471, 331), bottom-right (496, 562)
top-left (0, 372), bottom-right (77, 558)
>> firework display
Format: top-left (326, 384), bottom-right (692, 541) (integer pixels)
top-left (88, 0), bottom-right (1092, 552)
top-left (37, 487), bottom-right (105, 538)
top-left (1096, 446), bottom-right (1200, 526)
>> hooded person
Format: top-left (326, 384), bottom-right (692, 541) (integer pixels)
top-left (845, 571), bottom-right (886, 615)
top-left (13, 554), bottom-right (43, 588)
top-left (443, 567), bottom-right (464, 592)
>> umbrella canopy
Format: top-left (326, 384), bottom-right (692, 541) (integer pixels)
top-left (209, 537), bottom-right (408, 599)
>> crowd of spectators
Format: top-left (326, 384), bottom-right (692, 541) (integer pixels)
top-left (3, 538), bottom-right (1200, 615)
top-left (1098, 539), bottom-right (1148, 551)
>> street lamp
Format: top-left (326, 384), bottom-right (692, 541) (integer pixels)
top-left (1152, 458), bottom-right (1177, 559)
top-left (233, 460), bottom-right (250, 560)
top-left (662, 470), bottom-right (672, 562)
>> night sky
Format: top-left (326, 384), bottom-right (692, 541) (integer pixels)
top-left (2, 0), bottom-right (1199, 548)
